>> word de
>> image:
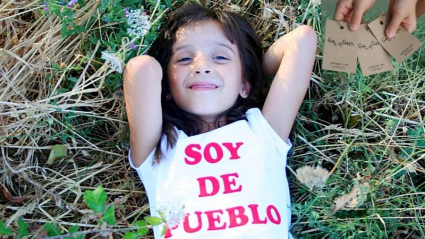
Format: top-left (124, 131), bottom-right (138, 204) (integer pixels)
top-left (197, 172), bottom-right (241, 197)
top-left (185, 142), bottom-right (243, 165)
top-left (164, 204), bottom-right (282, 238)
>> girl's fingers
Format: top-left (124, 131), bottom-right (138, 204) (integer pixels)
top-left (334, 6), bottom-right (348, 21)
top-left (387, 16), bottom-right (416, 37)
top-left (403, 17), bottom-right (417, 33)
top-left (387, 0), bottom-right (418, 37)
top-left (334, 0), bottom-right (354, 21)
top-left (400, 16), bottom-right (416, 33)
top-left (350, 0), bottom-right (373, 30)
top-left (386, 14), bottom-right (403, 37)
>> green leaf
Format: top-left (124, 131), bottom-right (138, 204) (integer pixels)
top-left (84, 185), bottom-right (107, 213)
top-left (161, 224), bottom-right (167, 236)
top-left (144, 216), bottom-right (163, 226)
top-left (47, 144), bottom-right (68, 164)
top-left (64, 225), bottom-right (83, 239)
top-left (103, 205), bottom-right (116, 226)
top-left (99, 0), bottom-right (109, 12)
top-left (17, 218), bottom-right (29, 237)
top-left (69, 76), bottom-right (78, 83)
top-left (44, 223), bottom-right (61, 236)
top-left (62, 9), bottom-right (74, 18)
top-left (164, 0), bottom-right (172, 9)
top-left (123, 231), bottom-right (138, 239)
top-left (0, 222), bottom-right (13, 235)
top-left (134, 220), bottom-right (148, 236)
top-left (68, 225), bottom-right (78, 233)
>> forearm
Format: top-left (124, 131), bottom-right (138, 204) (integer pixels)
top-left (124, 55), bottom-right (163, 167)
top-left (417, 0), bottom-right (425, 17)
top-left (262, 37), bottom-right (286, 76)
top-left (261, 26), bottom-right (317, 140)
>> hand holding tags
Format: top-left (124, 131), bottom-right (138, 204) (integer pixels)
top-left (357, 24), bottom-right (393, 76)
top-left (322, 20), bottom-right (358, 73)
top-left (323, 15), bottom-right (423, 75)
top-left (367, 15), bottom-right (423, 63)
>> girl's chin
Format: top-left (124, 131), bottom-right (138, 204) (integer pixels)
top-left (184, 108), bottom-right (224, 119)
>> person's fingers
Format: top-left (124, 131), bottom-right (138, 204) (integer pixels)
top-left (343, 12), bottom-right (353, 23)
top-left (349, 1), bottom-right (369, 30)
top-left (386, 14), bottom-right (404, 37)
top-left (387, 0), bottom-right (418, 36)
top-left (401, 17), bottom-right (417, 33)
top-left (334, 10), bottom-right (345, 21)
top-left (334, 1), bottom-right (351, 21)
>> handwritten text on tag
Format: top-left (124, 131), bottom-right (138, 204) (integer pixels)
top-left (322, 20), bottom-right (358, 73)
top-left (368, 15), bottom-right (422, 63)
top-left (357, 24), bottom-right (393, 76)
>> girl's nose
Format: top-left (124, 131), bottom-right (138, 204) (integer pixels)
top-left (193, 59), bottom-right (213, 74)
top-left (195, 69), bottom-right (211, 74)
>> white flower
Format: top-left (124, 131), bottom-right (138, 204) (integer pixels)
top-left (157, 202), bottom-right (186, 228)
top-left (101, 51), bottom-right (123, 73)
top-left (126, 9), bottom-right (151, 38)
top-left (262, 3), bottom-right (273, 19)
top-left (311, 0), bottom-right (321, 7)
top-left (296, 165), bottom-right (330, 190)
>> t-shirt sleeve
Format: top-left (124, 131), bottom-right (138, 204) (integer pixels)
top-left (128, 148), bottom-right (156, 184)
top-left (246, 108), bottom-right (292, 156)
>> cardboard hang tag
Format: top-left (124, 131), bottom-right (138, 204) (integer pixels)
top-left (322, 20), bottom-right (358, 73)
top-left (357, 24), bottom-right (393, 76)
top-left (368, 15), bottom-right (423, 63)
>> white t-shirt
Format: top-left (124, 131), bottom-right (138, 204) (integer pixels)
top-left (129, 108), bottom-right (292, 239)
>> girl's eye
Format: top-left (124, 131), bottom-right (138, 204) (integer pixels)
top-left (177, 57), bottom-right (192, 62)
top-left (213, 56), bottom-right (228, 60)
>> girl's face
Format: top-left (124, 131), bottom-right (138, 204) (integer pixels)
top-left (167, 20), bottom-right (249, 123)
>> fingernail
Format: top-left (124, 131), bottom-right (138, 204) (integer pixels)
top-left (386, 30), bottom-right (394, 38)
top-left (350, 23), bottom-right (358, 31)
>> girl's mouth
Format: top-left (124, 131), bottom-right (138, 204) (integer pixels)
top-left (189, 83), bottom-right (218, 90)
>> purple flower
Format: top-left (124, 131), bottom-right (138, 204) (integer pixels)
top-left (124, 8), bottom-right (130, 17)
top-left (104, 17), bottom-right (109, 23)
top-left (68, 0), bottom-right (78, 7)
top-left (44, 7), bottom-right (49, 11)
top-left (42, 1), bottom-right (48, 5)
top-left (130, 43), bottom-right (136, 49)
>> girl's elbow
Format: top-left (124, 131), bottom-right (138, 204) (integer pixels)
top-left (293, 25), bottom-right (317, 47)
top-left (124, 55), bottom-right (163, 85)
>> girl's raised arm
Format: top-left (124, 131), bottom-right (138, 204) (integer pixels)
top-left (261, 25), bottom-right (317, 142)
top-left (124, 55), bottom-right (163, 167)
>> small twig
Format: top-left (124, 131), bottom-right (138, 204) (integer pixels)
top-left (329, 141), bottom-right (351, 175)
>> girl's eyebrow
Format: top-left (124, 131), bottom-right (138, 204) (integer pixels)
top-left (174, 45), bottom-right (191, 53)
top-left (173, 42), bottom-right (235, 54)
top-left (214, 42), bottom-right (235, 54)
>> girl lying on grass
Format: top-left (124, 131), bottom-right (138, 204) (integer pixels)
top-left (124, 4), bottom-right (316, 238)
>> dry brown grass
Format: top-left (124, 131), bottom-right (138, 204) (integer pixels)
top-left (0, 1), bottom-right (144, 237)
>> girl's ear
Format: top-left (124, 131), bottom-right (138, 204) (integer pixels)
top-left (239, 80), bottom-right (252, 98)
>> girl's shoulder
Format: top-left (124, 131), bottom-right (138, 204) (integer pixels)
top-left (246, 107), bottom-right (292, 149)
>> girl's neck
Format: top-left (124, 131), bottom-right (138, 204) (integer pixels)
top-left (198, 118), bottom-right (227, 133)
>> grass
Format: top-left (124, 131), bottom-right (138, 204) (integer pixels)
top-left (0, 0), bottom-right (424, 238)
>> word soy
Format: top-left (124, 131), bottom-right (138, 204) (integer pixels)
top-left (184, 142), bottom-right (244, 165)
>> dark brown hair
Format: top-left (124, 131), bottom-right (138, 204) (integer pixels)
top-left (153, 4), bottom-right (264, 162)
